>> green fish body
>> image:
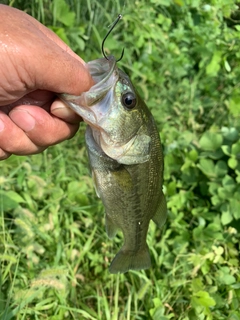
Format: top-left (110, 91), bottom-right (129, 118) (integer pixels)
top-left (60, 56), bottom-right (167, 273)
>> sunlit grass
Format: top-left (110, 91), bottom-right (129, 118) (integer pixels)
top-left (1, 138), bottom-right (240, 318)
top-left (0, 138), bottom-right (187, 319)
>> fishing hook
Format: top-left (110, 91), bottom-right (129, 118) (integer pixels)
top-left (101, 14), bottom-right (124, 62)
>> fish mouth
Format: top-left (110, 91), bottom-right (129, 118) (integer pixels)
top-left (59, 56), bottom-right (119, 126)
top-left (88, 56), bottom-right (117, 97)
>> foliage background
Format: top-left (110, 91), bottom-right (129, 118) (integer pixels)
top-left (0, 0), bottom-right (240, 319)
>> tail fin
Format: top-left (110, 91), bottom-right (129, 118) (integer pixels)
top-left (109, 246), bottom-right (151, 274)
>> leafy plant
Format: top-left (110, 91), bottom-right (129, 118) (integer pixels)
top-left (1, 0), bottom-right (240, 319)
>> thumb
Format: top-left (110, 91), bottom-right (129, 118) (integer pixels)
top-left (31, 46), bottom-right (94, 95)
top-left (1, 5), bottom-right (94, 96)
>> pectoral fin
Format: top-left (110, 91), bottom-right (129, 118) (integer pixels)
top-left (92, 170), bottom-right (101, 198)
top-left (152, 191), bottom-right (167, 228)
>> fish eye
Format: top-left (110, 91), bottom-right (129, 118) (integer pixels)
top-left (121, 92), bottom-right (137, 110)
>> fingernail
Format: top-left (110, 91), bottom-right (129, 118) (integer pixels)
top-left (51, 100), bottom-right (71, 115)
top-left (10, 109), bottom-right (36, 132)
top-left (51, 100), bottom-right (78, 122)
top-left (0, 119), bottom-right (4, 132)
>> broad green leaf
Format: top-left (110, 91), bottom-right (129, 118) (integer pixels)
top-left (3, 191), bottom-right (25, 203)
top-left (206, 51), bottom-right (222, 76)
top-left (222, 2), bottom-right (238, 17)
top-left (222, 175), bottom-right (236, 193)
top-left (181, 166), bottom-right (198, 182)
top-left (200, 149), bottom-right (224, 160)
top-left (224, 59), bottom-right (231, 72)
top-left (211, 194), bottom-right (222, 206)
top-left (222, 145), bottom-right (231, 156)
top-left (217, 267), bottom-right (236, 285)
top-left (221, 208), bottom-right (233, 225)
top-left (198, 158), bottom-right (215, 177)
top-left (218, 187), bottom-right (231, 200)
top-left (214, 160), bottom-right (228, 177)
top-left (166, 181), bottom-right (177, 196)
top-left (71, 34), bottom-right (85, 51)
top-left (187, 149), bottom-right (198, 162)
top-left (47, 187), bottom-right (64, 200)
top-left (208, 182), bottom-right (220, 195)
top-left (67, 180), bottom-right (89, 205)
top-left (149, 298), bottom-right (165, 317)
top-left (229, 95), bottom-right (240, 117)
top-left (0, 255), bottom-right (18, 263)
top-left (199, 131), bottom-right (223, 151)
top-left (236, 172), bottom-right (240, 184)
top-left (221, 127), bottom-right (239, 142)
top-left (51, 27), bottom-right (70, 45)
top-left (156, 14), bottom-right (172, 31)
top-left (191, 278), bottom-right (204, 293)
top-left (52, 0), bottom-right (75, 27)
top-left (152, 297), bottom-right (162, 308)
top-left (0, 191), bottom-right (20, 211)
top-left (230, 199), bottom-right (240, 220)
top-left (232, 141), bottom-right (240, 156)
top-left (150, 0), bottom-right (171, 6)
top-left (228, 157), bottom-right (238, 169)
top-left (173, 0), bottom-right (184, 5)
top-left (191, 290), bottom-right (216, 308)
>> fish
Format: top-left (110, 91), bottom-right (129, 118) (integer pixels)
top-left (59, 56), bottom-right (167, 273)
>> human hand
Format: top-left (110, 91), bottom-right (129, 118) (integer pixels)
top-left (0, 5), bottom-right (93, 160)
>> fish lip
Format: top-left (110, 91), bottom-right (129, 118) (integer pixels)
top-left (88, 55), bottom-right (117, 93)
top-left (58, 56), bottom-right (119, 126)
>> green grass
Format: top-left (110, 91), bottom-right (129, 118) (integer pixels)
top-left (0, 137), bottom-right (170, 320)
top-left (1, 0), bottom-right (240, 319)
top-left (1, 132), bottom-right (240, 319)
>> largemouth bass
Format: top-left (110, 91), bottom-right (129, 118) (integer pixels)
top-left (59, 56), bottom-right (167, 273)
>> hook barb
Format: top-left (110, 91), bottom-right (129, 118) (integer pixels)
top-left (101, 14), bottom-right (124, 62)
